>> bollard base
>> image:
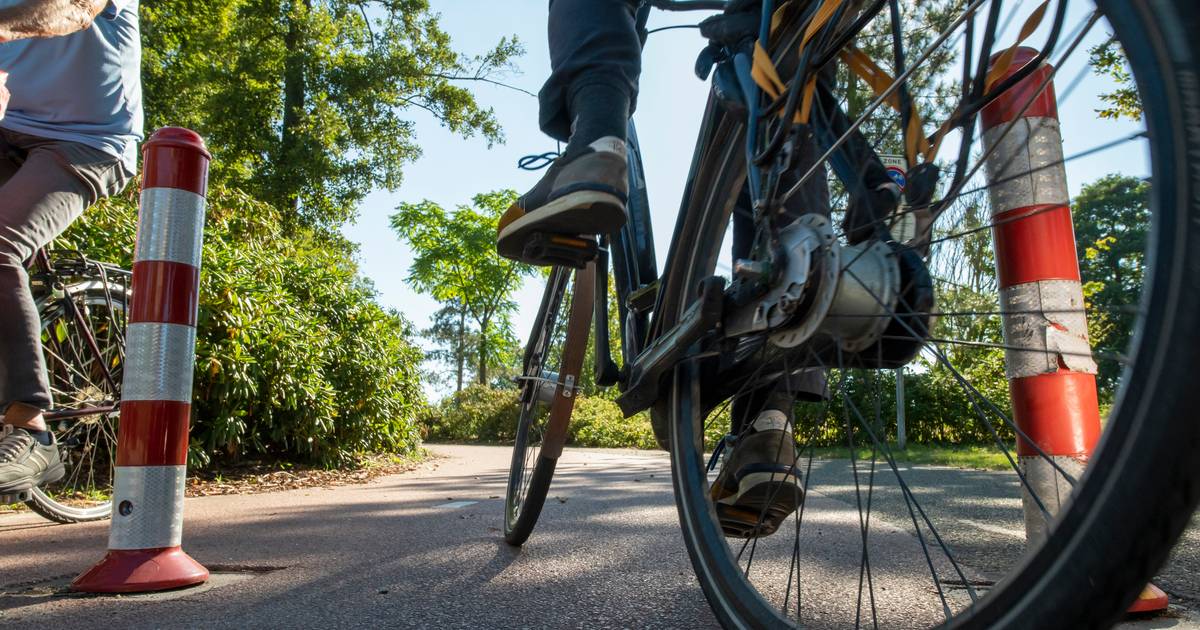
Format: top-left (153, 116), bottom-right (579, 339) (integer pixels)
top-left (72, 546), bottom-right (209, 593)
top-left (1128, 582), bottom-right (1169, 614)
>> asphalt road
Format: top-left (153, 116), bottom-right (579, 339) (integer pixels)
top-left (1, 444), bottom-right (1197, 629)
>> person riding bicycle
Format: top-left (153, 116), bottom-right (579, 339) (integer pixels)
top-left (0, 0), bottom-right (141, 496)
top-left (496, 0), bottom-right (902, 537)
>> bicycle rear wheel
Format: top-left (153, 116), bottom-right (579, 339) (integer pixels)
top-left (661, 1), bottom-right (1200, 627)
top-left (504, 263), bottom-right (596, 546)
top-left (28, 280), bottom-right (128, 523)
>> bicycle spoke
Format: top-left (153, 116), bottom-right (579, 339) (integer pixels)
top-left (843, 262), bottom-right (1067, 514)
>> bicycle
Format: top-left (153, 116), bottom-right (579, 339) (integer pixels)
top-left (504, 0), bottom-right (1200, 627)
top-left (1, 247), bottom-right (129, 524)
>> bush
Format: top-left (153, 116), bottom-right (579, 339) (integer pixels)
top-left (58, 182), bottom-right (427, 467)
top-left (424, 384), bottom-right (520, 442)
top-left (793, 363), bottom-right (1015, 448)
top-left (424, 385), bottom-right (662, 450)
top-left (569, 397), bottom-right (656, 449)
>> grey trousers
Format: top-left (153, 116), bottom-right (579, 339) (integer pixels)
top-left (0, 128), bottom-right (132, 413)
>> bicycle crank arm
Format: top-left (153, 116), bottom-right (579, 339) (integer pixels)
top-left (617, 276), bottom-right (725, 417)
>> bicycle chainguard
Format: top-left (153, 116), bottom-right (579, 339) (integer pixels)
top-left (522, 232), bottom-right (600, 269)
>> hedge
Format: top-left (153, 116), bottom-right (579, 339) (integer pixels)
top-left (58, 183), bottom-right (427, 467)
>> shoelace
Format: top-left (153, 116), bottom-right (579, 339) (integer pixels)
top-left (517, 139), bottom-right (562, 172)
top-left (0, 430), bottom-right (32, 463)
top-left (517, 150), bottom-right (560, 171)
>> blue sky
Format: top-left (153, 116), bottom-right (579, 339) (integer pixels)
top-left (342, 1), bottom-right (1145, 399)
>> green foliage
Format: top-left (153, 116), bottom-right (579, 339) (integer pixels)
top-left (58, 182), bottom-right (426, 467)
top-left (794, 366), bottom-right (1013, 448)
top-left (423, 385), bottom-right (664, 450)
top-left (1073, 174), bottom-right (1150, 396)
top-left (392, 190), bottom-right (532, 387)
top-left (570, 398), bottom-right (656, 449)
top-left (422, 384), bottom-right (520, 442)
top-left (810, 444), bottom-right (1012, 470)
top-left (141, 0), bottom-right (522, 228)
top-left (1089, 40), bottom-right (1142, 121)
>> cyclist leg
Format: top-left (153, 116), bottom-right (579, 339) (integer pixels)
top-left (497, 0), bottom-right (642, 264)
top-left (0, 130), bottom-right (130, 493)
top-left (713, 127), bottom-right (832, 537)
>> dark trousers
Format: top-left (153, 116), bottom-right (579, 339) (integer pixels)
top-left (542, 0), bottom-right (828, 433)
top-left (540, 0), bottom-right (642, 142)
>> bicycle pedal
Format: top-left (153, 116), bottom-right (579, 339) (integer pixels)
top-left (1, 489), bottom-right (33, 505)
top-left (522, 232), bottom-right (599, 269)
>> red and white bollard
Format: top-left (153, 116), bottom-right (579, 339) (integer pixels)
top-left (72, 128), bottom-right (211, 593)
top-left (981, 48), bottom-right (1167, 614)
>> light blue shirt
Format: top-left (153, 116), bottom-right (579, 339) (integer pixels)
top-left (0, 0), bottom-right (142, 172)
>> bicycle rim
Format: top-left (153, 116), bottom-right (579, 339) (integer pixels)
top-left (29, 282), bottom-right (127, 523)
top-left (661, 1), bottom-right (1200, 627)
top-left (505, 264), bottom-right (595, 545)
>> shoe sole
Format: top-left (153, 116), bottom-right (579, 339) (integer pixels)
top-left (0, 461), bottom-right (66, 494)
top-left (497, 190), bottom-right (627, 262)
top-left (715, 471), bottom-right (804, 539)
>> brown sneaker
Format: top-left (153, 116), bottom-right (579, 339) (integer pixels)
top-left (710, 410), bottom-right (804, 538)
top-left (497, 136), bottom-right (629, 264)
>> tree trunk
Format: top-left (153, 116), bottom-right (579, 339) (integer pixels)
top-left (455, 307), bottom-right (466, 393)
top-left (477, 317), bottom-right (489, 385)
top-left (278, 0), bottom-right (310, 222)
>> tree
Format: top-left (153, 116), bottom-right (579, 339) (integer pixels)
top-left (141, 0), bottom-right (522, 229)
top-left (392, 190), bottom-right (534, 385)
top-left (423, 301), bottom-right (473, 393)
top-left (845, 0), bottom-right (968, 150)
top-left (1089, 39), bottom-right (1142, 121)
top-left (1073, 174), bottom-right (1150, 395)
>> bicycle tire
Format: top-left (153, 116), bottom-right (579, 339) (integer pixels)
top-left (26, 280), bottom-right (128, 524)
top-left (659, 1), bottom-right (1200, 627)
top-left (504, 263), bottom-right (596, 546)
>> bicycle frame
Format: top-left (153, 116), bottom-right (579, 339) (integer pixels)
top-left (593, 0), bottom-right (925, 418)
top-left (589, 0), bottom-right (742, 412)
top-left (27, 248), bottom-right (126, 422)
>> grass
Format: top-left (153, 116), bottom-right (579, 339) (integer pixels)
top-left (808, 444), bottom-right (1013, 471)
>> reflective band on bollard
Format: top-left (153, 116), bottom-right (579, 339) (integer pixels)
top-left (981, 48), bottom-right (1167, 614)
top-left (72, 128), bottom-right (212, 594)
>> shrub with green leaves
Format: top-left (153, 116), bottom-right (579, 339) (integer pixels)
top-left (423, 384), bottom-right (520, 443)
top-left (425, 385), bottom-right (675, 450)
top-left (57, 182), bottom-right (426, 467)
top-left (569, 397), bottom-right (657, 449)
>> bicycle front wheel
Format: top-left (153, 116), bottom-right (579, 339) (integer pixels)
top-left (504, 263), bottom-right (595, 546)
top-left (661, 1), bottom-right (1200, 627)
top-left (28, 279), bottom-right (128, 524)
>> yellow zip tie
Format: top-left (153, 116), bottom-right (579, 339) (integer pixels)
top-left (752, 41), bottom-right (787, 99)
top-left (784, 0), bottom-right (845, 125)
top-left (985, 0), bottom-right (1050, 90)
top-left (798, 76), bottom-right (818, 124)
top-left (770, 0), bottom-right (791, 34)
top-left (802, 0), bottom-right (845, 51)
top-left (839, 46), bottom-right (931, 166)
